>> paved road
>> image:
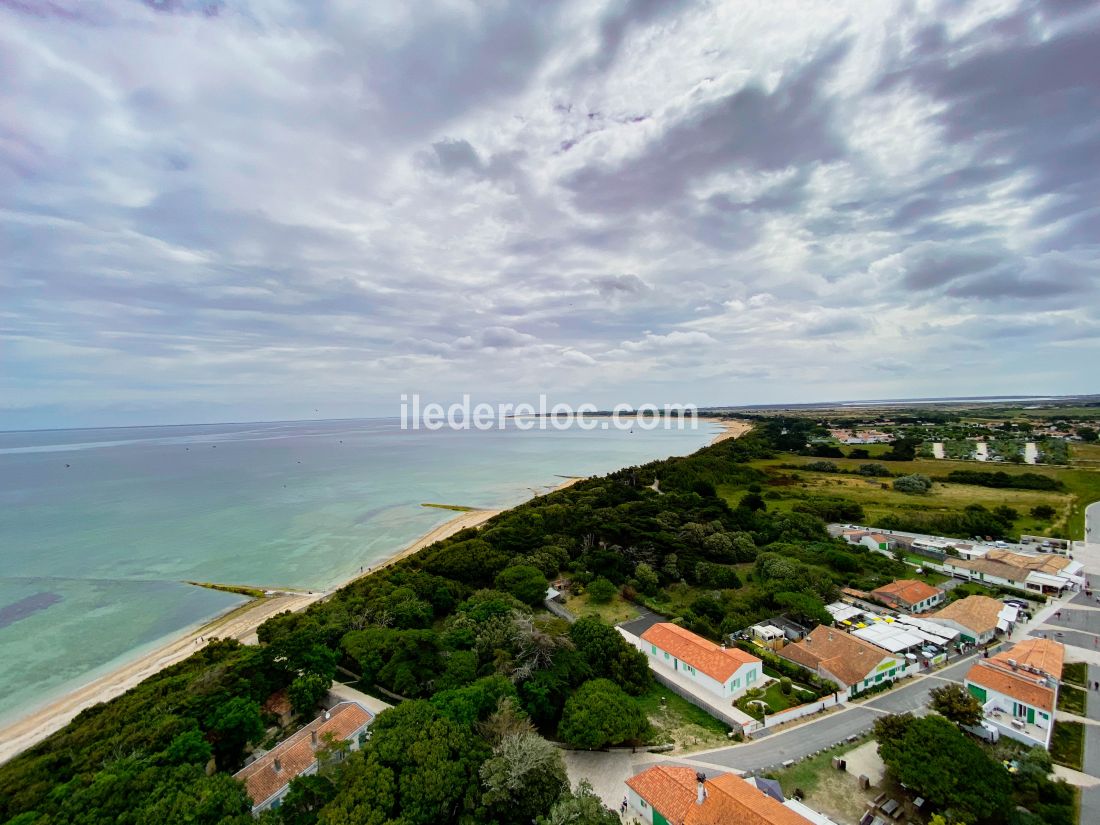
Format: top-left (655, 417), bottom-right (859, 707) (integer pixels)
top-left (687, 658), bottom-right (975, 773)
top-left (1086, 500), bottom-right (1100, 541)
top-left (1030, 628), bottom-right (1100, 651)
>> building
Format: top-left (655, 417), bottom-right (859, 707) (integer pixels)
top-left (871, 579), bottom-right (945, 614)
top-left (941, 550), bottom-right (1082, 595)
top-left (842, 530), bottom-right (897, 553)
top-left (965, 638), bottom-right (1064, 749)
top-left (626, 765), bottom-right (830, 825)
top-left (926, 595), bottom-right (1014, 645)
top-left (777, 625), bottom-right (906, 696)
top-left (234, 701), bottom-right (374, 814)
top-left (640, 623), bottom-right (762, 700)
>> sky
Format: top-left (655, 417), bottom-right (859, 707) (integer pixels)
top-left (2, 0), bottom-right (1099, 429)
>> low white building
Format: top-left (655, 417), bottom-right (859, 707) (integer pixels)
top-left (965, 638), bottom-right (1064, 749)
top-left (640, 622), bottom-right (762, 700)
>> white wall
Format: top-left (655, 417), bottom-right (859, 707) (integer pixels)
top-left (641, 643), bottom-right (761, 699)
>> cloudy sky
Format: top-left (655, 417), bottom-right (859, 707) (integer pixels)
top-left (2, 0), bottom-right (1098, 428)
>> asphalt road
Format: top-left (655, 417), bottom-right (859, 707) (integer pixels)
top-left (688, 658), bottom-right (975, 773)
top-left (1086, 499), bottom-right (1100, 542)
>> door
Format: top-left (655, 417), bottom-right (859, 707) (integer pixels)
top-left (1027, 707), bottom-right (1035, 724)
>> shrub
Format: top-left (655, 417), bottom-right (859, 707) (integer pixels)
top-left (893, 474), bottom-right (932, 494)
top-left (586, 577), bottom-right (617, 604)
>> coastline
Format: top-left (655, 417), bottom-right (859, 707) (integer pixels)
top-left (708, 418), bottom-right (752, 444)
top-left (0, 504), bottom-right (503, 766)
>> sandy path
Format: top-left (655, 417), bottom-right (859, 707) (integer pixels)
top-left (709, 419), bottom-right (752, 445)
top-left (0, 507), bottom-right (502, 766)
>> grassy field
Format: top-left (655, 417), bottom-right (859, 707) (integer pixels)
top-left (1064, 662), bottom-right (1088, 688)
top-left (636, 682), bottom-right (731, 751)
top-left (731, 452), bottom-right (1100, 539)
top-left (1058, 685), bottom-right (1087, 716)
top-left (1051, 721), bottom-right (1085, 770)
top-left (563, 591), bottom-right (639, 625)
top-left (1072, 442), bottom-right (1100, 468)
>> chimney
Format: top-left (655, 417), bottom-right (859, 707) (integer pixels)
top-left (273, 757), bottom-right (282, 773)
top-left (696, 772), bottom-right (707, 805)
top-left (311, 730), bottom-right (319, 748)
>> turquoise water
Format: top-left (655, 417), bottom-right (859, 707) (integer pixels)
top-left (0, 418), bottom-right (714, 724)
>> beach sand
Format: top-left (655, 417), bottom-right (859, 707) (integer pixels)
top-left (709, 419), bottom-right (752, 444)
top-left (0, 505), bottom-right (500, 766)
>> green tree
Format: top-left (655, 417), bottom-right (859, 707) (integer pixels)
top-left (893, 474), bottom-right (933, 494)
top-left (160, 728), bottom-right (212, 766)
top-left (585, 577), bottom-right (617, 604)
top-left (480, 732), bottom-right (568, 823)
top-left (280, 773), bottom-right (337, 825)
top-left (207, 697), bottom-right (266, 769)
top-left (1030, 504), bottom-right (1056, 520)
top-left (876, 715), bottom-right (1010, 821)
top-left (929, 683), bottom-right (984, 728)
top-left (317, 753), bottom-right (396, 825)
top-left (569, 616), bottom-right (650, 694)
top-left (495, 565), bottom-right (550, 606)
top-left (1078, 427), bottom-right (1098, 443)
top-left (634, 562), bottom-right (659, 595)
top-left (557, 679), bottom-right (648, 749)
top-left (537, 780), bottom-right (620, 825)
top-left (288, 672), bottom-right (330, 717)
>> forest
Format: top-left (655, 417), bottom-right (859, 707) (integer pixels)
top-left (0, 419), bottom-right (1036, 824)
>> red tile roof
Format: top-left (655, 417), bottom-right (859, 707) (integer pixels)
top-left (641, 623), bottom-right (760, 682)
top-left (234, 702), bottom-right (373, 808)
top-left (966, 661), bottom-right (1056, 712)
top-left (871, 579), bottom-right (943, 608)
top-left (989, 637), bottom-right (1064, 680)
top-left (627, 766), bottom-right (813, 825)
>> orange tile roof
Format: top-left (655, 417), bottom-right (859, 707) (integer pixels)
top-left (989, 638), bottom-right (1064, 680)
top-left (627, 766), bottom-right (813, 825)
top-left (928, 595), bottom-right (1002, 634)
top-left (778, 625), bottom-right (893, 687)
top-left (641, 623), bottom-right (760, 683)
top-left (872, 579), bottom-right (943, 608)
top-left (234, 702), bottom-right (373, 808)
top-left (966, 661), bottom-right (1056, 712)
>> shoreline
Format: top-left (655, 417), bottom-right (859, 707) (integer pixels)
top-left (0, 504), bottom-right (505, 766)
top-left (707, 418), bottom-right (752, 445)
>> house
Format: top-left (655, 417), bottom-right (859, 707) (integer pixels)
top-left (942, 550), bottom-right (1082, 595)
top-left (965, 638), bottom-right (1064, 749)
top-left (640, 623), bottom-right (762, 700)
top-left (926, 595), bottom-right (1009, 645)
top-left (626, 765), bottom-right (831, 825)
top-left (777, 625), bottom-right (906, 696)
top-left (871, 579), bottom-right (945, 614)
top-left (842, 531), bottom-right (897, 553)
top-left (234, 701), bottom-right (374, 814)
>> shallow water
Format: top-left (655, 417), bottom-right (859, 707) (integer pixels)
top-left (0, 418), bottom-right (714, 723)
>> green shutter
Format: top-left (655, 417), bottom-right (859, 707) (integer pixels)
top-left (1027, 707), bottom-right (1035, 724)
top-left (653, 810), bottom-right (669, 825)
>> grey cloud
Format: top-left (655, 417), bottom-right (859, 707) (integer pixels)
top-left (591, 274), bottom-right (648, 297)
top-left (564, 39), bottom-right (851, 214)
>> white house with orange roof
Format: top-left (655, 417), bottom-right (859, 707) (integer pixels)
top-left (626, 765), bottom-right (834, 825)
top-left (234, 701), bottom-right (374, 814)
top-left (639, 623), bottom-right (763, 700)
top-left (964, 638), bottom-right (1064, 749)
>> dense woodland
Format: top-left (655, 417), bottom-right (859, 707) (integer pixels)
top-left (0, 420), bottom-right (1074, 824)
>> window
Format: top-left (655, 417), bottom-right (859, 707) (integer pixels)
top-left (641, 800), bottom-right (647, 809)
top-left (746, 670), bottom-right (756, 684)
top-left (664, 652), bottom-right (669, 660)
top-left (651, 645), bottom-right (657, 654)
top-left (732, 677), bottom-right (740, 688)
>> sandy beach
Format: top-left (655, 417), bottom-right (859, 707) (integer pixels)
top-left (708, 418), bottom-right (752, 444)
top-left (0, 505), bottom-right (501, 766)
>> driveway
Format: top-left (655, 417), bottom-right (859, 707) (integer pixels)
top-left (619, 606), bottom-right (666, 637)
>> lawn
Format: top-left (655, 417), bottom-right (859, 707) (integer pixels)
top-left (1051, 721), bottom-right (1085, 771)
top-left (1064, 661), bottom-right (1088, 688)
top-left (1058, 685), bottom-right (1088, 716)
top-left (731, 452), bottom-right (1100, 539)
top-left (564, 591), bottom-right (639, 625)
top-left (636, 682), bottom-right (731, 751)
top-left (768, 735), bottom-right (874, 823)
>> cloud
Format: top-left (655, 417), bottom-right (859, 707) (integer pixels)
top-left (1, 0), bottom-right (1098, 428)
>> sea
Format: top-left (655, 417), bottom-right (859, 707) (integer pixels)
top-left (0, 417), bottom-right (715, 726)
